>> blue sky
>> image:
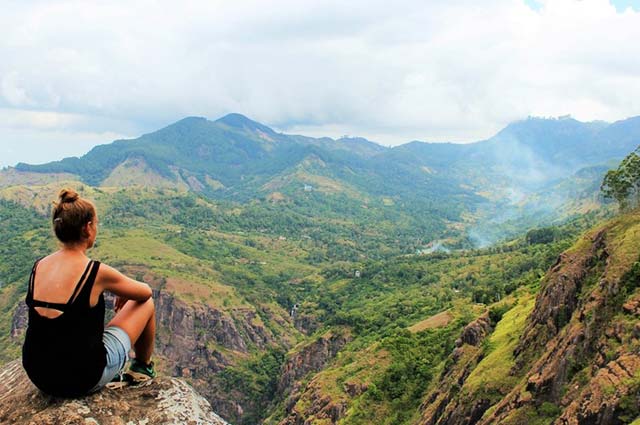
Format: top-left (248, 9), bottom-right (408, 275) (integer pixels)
top-left (609, 0), bottom-right (640, 11)
top-left (1, 0), bottom-right (640, 168)
top-left (526, 0), bottom-right (639, 11)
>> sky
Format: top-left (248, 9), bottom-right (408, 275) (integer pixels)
top-left (1, 0), bottom-right (640, 168)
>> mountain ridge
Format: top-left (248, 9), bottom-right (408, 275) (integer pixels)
top-left (12, 113), bottom-right (640, 177)
top-left (5, 113), bottom-right (640, 246)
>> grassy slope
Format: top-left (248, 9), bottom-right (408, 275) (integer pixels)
top-left (464, 292), bottom-right (536, 407)
top-left (0, 181), bottom-right (601, 424)
top-left (421, 210), bottom-right (640, 425)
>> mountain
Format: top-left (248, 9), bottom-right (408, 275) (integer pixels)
top-left (7, 113), bottom-right (639, 245)
top-left (1, 113), bottom-right (640, 423)
top-left (11, 114), bottom-right (389, 191)
top-left (12, 114), bottom-right (640, 193)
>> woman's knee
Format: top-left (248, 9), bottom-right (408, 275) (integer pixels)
top-left (124, 297), bottom-right (154, 318)
top-left (138, 297), bottom-right (154, 316)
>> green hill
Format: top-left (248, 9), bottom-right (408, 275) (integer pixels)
top-left (2, 114), bottom-right (640, 423)
top-left (8, 113), bottom-right (640, 244)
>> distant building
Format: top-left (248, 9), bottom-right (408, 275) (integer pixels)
top-left (354, 270), bottom-right (361, 278)
top-left (303, 184), bottom-right (313, 192)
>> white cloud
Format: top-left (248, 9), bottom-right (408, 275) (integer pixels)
top-left (0, 0), bottom-right (639, 165)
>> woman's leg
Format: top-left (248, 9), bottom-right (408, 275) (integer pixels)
top-left (107, 298), bottom-right (155, 364)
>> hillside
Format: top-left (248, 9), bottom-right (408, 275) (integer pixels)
top-left (1, 114), bottom-right (639, 424)
top-left (262, 211), bottom-right (640, 425)
top-left (4, 113), bottom-right (639, 244)
top-left (419, 211), bottom-right (640, 424)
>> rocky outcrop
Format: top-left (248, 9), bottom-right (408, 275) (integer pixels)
top-left (456, 313), bottom-right (492, 348)
top-left (10, 300), bottom-right (28, 340)
top-left (277, 329), bottom-right (352, 425)
top-left (419, 314), bottom-right (493, 425)
top-left (279, 380), bottom-right (348, 425)
top-left (277, 329), bottom-right (352, 396)
top-left (514, 228), bottom-right (607, 368)
top-left (557, 354), bottom-right (640, 424)
top-left (479, 222), bottom-right (640, 425)
top-left (0, 359), bottom-right (227, 424)
top-left (154, 290), bottom-right (246, 375)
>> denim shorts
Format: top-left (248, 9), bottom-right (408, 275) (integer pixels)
top-left (90, 326), bottom-right (131, 392)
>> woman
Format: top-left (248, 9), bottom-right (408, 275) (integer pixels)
top-left (22, 188), bottom-right (157, 397)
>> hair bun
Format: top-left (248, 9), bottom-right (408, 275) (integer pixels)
top-left (58, 188), bottom-right (79, 203)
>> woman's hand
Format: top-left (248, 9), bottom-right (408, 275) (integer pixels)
top-left (114, 295), bottom-right (128, 312)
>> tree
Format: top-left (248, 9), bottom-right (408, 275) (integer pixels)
top-left (526, 227), bottom-right (555, 245)
top-left (601, 150), bottom-right (640, 210)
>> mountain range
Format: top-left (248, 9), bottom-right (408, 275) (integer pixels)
top-left (4, 113), bottom-right (640, 245)
top-left (1, 113), bottom-right (640, 424)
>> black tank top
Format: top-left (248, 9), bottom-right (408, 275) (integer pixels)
top-left (22, 259), bottom-right (107, 397)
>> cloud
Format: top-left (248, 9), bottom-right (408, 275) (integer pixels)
top-left (1, 0), bottom-right (640, 166)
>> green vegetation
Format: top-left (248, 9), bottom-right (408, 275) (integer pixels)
top-left (0, 181), bottom-right (591, 423)
top-left (0, 200), bottom-right (52, 363)
top-left (464, 293), bottom-right (535, 399)
top-left (217, 348), bottom-right (286, 425)
top-left (3, 115), bottom-right (640, 423)
top-left (602, 148), bottom-right (640, 210)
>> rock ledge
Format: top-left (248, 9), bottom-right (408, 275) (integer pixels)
top-left (0, 359), bottom-right (228, 425)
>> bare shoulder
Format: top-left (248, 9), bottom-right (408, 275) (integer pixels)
top-left (95, 262), bottom-right (126, 283)
top-left (95, 262), bottom-right (152, 301)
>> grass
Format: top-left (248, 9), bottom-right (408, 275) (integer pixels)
top-left (464, 292), bottom-right (536, 397)
top-left (408, 310), bottom-right (453, 333)
top-left (92, 228), bottom-right (252, 308)
top-left (601, 210), bottom-right (640, 282)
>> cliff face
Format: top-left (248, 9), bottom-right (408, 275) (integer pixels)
top-left (418, 213), bottom-right (640, 425)
top-left (0, 359), bottom-right (227, 425)
top-left (277, 329), bottom-right (352, 396)
top-left (419, 314), bottom-right (493, 425)
top-left (512, 228), bottom-right (607, 370)
top-left (276, 329), bottom-right (352, 425)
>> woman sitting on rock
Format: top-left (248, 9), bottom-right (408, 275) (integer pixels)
top-left (22, 188), bottom-right (157, 397)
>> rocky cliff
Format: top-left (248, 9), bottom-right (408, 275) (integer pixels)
top-left (0, 359), bottom-right (227, 425)
top-left (276, 329), bottom-right (352, 425)
top-left (419, 314), bottom-right (494, 425)
top-left (418, 212), bottom-right (640, 424)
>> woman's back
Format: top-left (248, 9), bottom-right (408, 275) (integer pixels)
top-left (31, 252), bottom-right (103, 317)
top-left (22, 256), bottom-right (107, 397)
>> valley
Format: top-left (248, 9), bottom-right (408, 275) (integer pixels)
top-left (1, 114), bottom-right (639, 424)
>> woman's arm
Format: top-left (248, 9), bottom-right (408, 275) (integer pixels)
top-left (97, 263), bottom-right (153, 302)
